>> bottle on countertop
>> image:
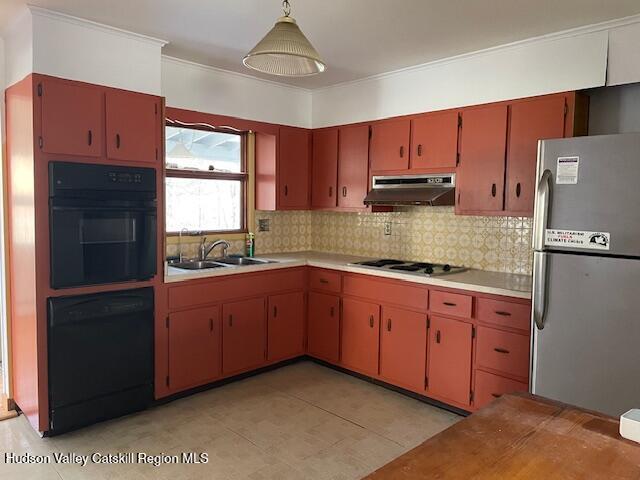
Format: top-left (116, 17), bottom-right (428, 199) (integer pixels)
top-left (246, 232), bottom-right (255, 257)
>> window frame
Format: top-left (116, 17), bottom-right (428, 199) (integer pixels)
top-left (165, 120), bottom-right (248, 236)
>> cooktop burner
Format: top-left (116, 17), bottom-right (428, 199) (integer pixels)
top-left (350, 259), bottom-right (466, 277)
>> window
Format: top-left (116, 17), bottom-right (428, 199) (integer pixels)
top-left (165, 123), bottom-right (246, 234)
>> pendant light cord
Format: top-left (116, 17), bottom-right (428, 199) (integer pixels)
top-left (282, 0), bottom-right (291, 17)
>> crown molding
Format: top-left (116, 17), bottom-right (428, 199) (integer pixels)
top-left (27, 5), bottom-right (168, 47)
top-left (161, 55), bottom-right (312, 93)
top-left (313, 12), bottom-right (640, 93)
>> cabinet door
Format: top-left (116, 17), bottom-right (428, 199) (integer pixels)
top-left (312, 129), bottom-right (339, 208)
top-left (341, 298), bottom-right (379, 375)
top-left (267, 292), bottom-right (305, 361)
top-left (338, 125), bottom-right (370, 208)
top-left (168, 306), bottom-right (220, 391)
top-left (307, 292), bottom-right (340, 363)
top-left (222, 297), bottom-right (266, 375)
top-left (380, 306), bottom-right (427, 391)
top-left (106, 90), bottom-right (159, 163)
top-left (427, 315), bottom-right (473, 406)
top-left (40, 78), bottom-right (103, 157)
top-left (410, 111), bottom-right (458, 170)
top-left (457, 105), bottom-right (508, 213)
top-left (370, 119), bottom-right (410, 172)
top-left (506, 96), bottom-right (566, 215)
top-left (279, 126), bottom-right (311, 209)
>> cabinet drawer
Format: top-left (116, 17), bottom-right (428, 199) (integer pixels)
top-left (309, 268), bottom-right (341, 293)
top-left (430, 290), bottom-right (473, 318)
top-left (476, 326), bottom-right (530, 379)
top-left (477, 298), bottom-right (530, 331)
top-left (474, 370), bottom-right (528, 410)
top-left (343, 275), bottom-right (428, 311)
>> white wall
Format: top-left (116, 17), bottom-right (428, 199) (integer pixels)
top-left (607, 22), bottom-right (640, 87)
top-left (161, 56), bottom-right (312, 128)
top-left (312, 30), bottom-right (609, 127)
top-left (588, 83), bottom-right (640, 135)
top-left (3, 8), bottom-right (33, 88)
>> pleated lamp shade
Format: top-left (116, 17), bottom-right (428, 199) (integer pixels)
top-left (243, 16), bottom-right (325, 76)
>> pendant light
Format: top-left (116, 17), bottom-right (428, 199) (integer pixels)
top-left (243, 0), bottom-right (325, 76)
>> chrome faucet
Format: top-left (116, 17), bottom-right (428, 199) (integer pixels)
top-left (200, 238), bottom-right (230, 261)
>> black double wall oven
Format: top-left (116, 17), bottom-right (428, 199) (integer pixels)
top-left (47, 161), bottom-right (157, 434)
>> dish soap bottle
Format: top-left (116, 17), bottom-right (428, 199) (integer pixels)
top-left (245, 232), bottom-right (255, 257)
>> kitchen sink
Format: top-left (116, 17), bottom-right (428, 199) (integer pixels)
top-left (170, 260), bottom-right (229, 270)
top-left (216, 256), bottom-right (275, 266)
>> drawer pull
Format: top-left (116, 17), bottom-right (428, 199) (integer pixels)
top-left (436, 330), bottom-right (441, 344)
top-left (116, 133), bottom-right (121, 149)
top-left (417, 144), bottom-right (423, 157)
top-left (494, 347), bottom-right (510, 354)
top-left (387, 318), bottom-right (392, 332)
top-left (88, 130), bottom-right (93, 146)
top-left (342, 186), bottom-right (347, 197)
top-left (443, 302), bottom-right (457, 307)
top-left (228, 314), bottom-right (233, 327)
top-left (400, 146), bottom-right (404, 158)
top-left (491, 393), bottom-right (501, 398)
top-left (369, 315), bottom-right (374, 328)
top-left (495, 311), bottom-right (512, 317)
top-left (319, 278), bottom-right (329, 284)
top-left (491, 183), bottom-right (497, 197)
top-left (329, 186), bottom-right (333, 197)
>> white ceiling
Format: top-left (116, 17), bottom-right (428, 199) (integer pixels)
top-left (2, 0), bottom-right (640, 89)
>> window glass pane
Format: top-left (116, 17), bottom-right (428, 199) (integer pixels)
top-left (165, 177), bottom-right (242, 232)
top-left (166, 126), bottom-right (242, 173)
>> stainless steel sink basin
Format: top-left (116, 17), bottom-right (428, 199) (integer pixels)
top-left (171, 261), bottom-right (229, 270)
top-left (216, 257), bottom-right (275, 266)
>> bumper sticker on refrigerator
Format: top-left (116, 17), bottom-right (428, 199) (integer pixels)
top-left (545, 229), bottom-right (610, 250)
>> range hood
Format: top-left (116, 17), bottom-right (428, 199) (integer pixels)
top-left (363, 174), bottom-right (456, 206)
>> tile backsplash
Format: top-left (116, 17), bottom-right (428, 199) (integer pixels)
top-left (168, 208), bottom-right (533, 275)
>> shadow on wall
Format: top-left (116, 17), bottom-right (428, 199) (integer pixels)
top-left (587, 83), bottom-right (640, 135)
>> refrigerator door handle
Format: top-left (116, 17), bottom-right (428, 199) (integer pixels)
top-left (532, 251), bottom-right (548, 330)
top-left (533, 169), bottom-right (552, 251)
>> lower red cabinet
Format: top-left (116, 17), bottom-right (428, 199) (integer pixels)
top-left (474, 370), bottom-right (528, 410)
top-left (267, 292), bottom-right (305, 362)
top-left (307, 292), bottom-right (340, 363)
top-left (168, 306), bottom-right (221, 391)
top-left (427, 315), bottom-right (473, 406)
top-left (341, 298), bottom-right (380, 375)
top-left (379, 306), bottom-right (428, 391)
top-left (222, 297), bottom-right (266, 375)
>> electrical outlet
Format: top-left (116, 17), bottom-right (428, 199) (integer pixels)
top-left (384, 222), bottom-right (392, 236)
top-left (258, 218), bottom-right (270, 232)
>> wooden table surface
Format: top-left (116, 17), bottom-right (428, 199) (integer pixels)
top-left (364, 393), bottom-right (640, 479)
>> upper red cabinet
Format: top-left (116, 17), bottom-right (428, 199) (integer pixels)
top-left (505, 96), bottom-right (567, 216)
top-left (370, 119), bottom-right (410, 172)
top-left (39, 77), bottom-right (104, 157)
top-left (311, 128), bottom-right (339, 208)
top-left (410, 111), bottom-right (459, 171)
top-left (456, 104), bottom-right (508, 214)
top-left (338, 125), bottom-right (370, 209)
top-left (106, 90), bottom-right (160, 164)
top-left (278, 126), bottom-right (311, 209)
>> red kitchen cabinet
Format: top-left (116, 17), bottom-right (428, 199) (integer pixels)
top-left (106, 90), bottom-right (160, 163)
top-left (456, 104), bottom-right (508, 214)
top-left (222, 297), bottom-right (266, 375)
top-left (370, 119), bottom-right (410, 172)
top-left (379, 306), bottom-right (427, 391)
top-left (341, 298), bottom-right (380, 375)
top-left (168, 306), bottom-right (220, 391)
top-left (267, 291), bottom-right (305, 362)
top-left (307, 292), bottom-right (340, 363)
top-left (506, 96), bottom-right (566, 215)
top-left (474, 370), bottom-right (528, 410)
top-left (410, 111), bottom-right (459, 170)
top-left (427, 315), bottom-right (473, 406)
top-left (338, 124), bottom-right (370, 209)
top-left (279, 126), bottom-right (311, 209)
top-left (39, 77), bottom-right (104, 157)
top-left (312, 128), bottom-right (339, 208)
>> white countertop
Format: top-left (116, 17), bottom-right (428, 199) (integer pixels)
top-left (165, 251), bottom-right (532, 299)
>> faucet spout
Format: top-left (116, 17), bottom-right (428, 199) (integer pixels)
top-left (200, 239), bottom-right (231, 260)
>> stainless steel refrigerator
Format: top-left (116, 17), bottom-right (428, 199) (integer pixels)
top-left (531, 133), bottom-right (640, 417)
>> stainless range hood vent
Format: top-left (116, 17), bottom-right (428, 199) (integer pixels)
top-left (363, 174), bottom-right (456, 206)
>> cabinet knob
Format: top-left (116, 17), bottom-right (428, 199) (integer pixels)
top-left (515, 182), bottom-right (522, 198)
top-left (228, 314), bottom-right (233, 327)
top-left (436, 330), bottom-right (441, 344)
top-left (88, 130), bottom-right (93, 146)
top-left (330, 306), bottom-right (334, 317)
top-left (369, 315), bottom-right (374, 328)
top-left (284, 185), bottom-right (288, 196)
top-left (209, 318), bottom-right (213, 332)
top-left (116, 133), bottom-right (121, 149)
top-left (491, 183), bottom-right (497, 197)
top-left (342, 186), bottom-right (347, 197)
top-left (329, 186), bottom-right (333, 197)
top-left (273, 306), bottom-right (278, 317)
top-left (399, 146), bottom-right (404, 158)
top-left (417, 144), bottom-right (423, 157)
top-left (387, 318), bottom-right (392, 332)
